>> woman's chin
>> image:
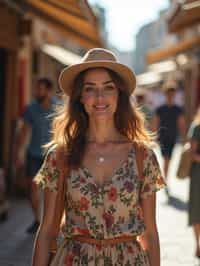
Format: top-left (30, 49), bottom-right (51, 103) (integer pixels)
top-left (92, 112), bottom-right (113, 120)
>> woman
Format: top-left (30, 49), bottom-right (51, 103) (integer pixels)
top-left (32, 48), bottom-right (165, 266)
top-left (188, 106), bottom-right (200, 258)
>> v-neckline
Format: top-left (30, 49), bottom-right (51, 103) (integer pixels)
top-left (80, 144), bottom-right (134, 188)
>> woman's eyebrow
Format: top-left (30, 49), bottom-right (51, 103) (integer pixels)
top-left (103, 80), bottom-right (114, 85)
top-left (83, 82), bottom-right (95, 86)
top-left (83, 80), bottom-right (114, 86)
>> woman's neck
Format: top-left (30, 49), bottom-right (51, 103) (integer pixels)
top-left (86, 119), bottom-right (124, 144)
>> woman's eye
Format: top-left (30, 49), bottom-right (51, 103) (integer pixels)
top-left (105, 86), bottom-right (115, 91)
top-left (84, 87), bottom-right (94, 92)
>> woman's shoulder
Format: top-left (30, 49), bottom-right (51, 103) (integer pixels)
top-left (133, 141), bottom-right (154, 154)
top-left (131, 142), bottom-right (157, 168)
top-left (43, 144), bottom-right (66, 170)
top-left (45, 143), bottom-right (65, 157)
top-left (42, 144), bottom-right (57, 163)
top-left (138, 143), bottom-right (161, 168)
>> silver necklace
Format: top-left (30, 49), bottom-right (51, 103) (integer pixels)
top-left (95, 150), bottom-right (106, 163)
top-left (98, 156), bottom-right (105, 163)
top-left (87, 139), bottom-right (128, 163)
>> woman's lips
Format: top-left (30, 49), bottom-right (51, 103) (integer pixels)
top-left (93, 104), bottom-right (109, 111)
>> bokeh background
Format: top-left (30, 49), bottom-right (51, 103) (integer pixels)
top-left (0, 1), bottom-right (200, 265)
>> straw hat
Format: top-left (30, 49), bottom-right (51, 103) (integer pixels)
top-left (59, 48), bottom-right (136, 96)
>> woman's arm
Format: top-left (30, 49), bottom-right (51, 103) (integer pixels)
top-left (32, 188), bottom-right (58, 266)
top-left (140, 193), bottom-right (160, 266)
top-left (151, 114), bottom-right (160, 133)
top-left (178, 114), bottom-right (187, 143)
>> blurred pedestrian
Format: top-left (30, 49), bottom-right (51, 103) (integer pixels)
top-left (153, 82), bottom-right (186, 196)
top-left (188, 106), bottom-right (200, 258)
top-left (135, 87), bottom-right (154, 128)
top-left (32, 48), bottom-right (165, 266)
top-left (15, 78), bottom-right (55, 234)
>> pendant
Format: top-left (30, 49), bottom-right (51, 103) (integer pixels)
top-left (98, 157), bottom-right (105, 163)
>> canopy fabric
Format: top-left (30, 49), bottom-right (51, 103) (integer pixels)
top-left (42, 44), bottom-right (82, 66)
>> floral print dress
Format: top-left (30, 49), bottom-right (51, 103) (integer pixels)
top-left (35, 144), bottom-right (165, 266)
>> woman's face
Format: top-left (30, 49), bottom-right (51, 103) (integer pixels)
top-left (80, 68), bottom-right (119, 119)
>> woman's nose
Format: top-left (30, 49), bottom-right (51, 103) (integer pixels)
top-left (95, 89), bottom-right (105, 98)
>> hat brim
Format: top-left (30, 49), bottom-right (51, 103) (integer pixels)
top-left (59, 61), bottom-right (136, 96)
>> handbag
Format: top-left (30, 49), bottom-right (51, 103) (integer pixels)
top-left (177, 142), bottom-right (192, 179)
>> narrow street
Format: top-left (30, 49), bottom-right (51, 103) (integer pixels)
top-left (0, 199), bottom-right (35, 266)
top-left (157, 144), bottom-right (199, 266)
top-left (0, 145), bottom-right (199, 266)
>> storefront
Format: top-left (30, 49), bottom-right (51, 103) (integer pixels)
top-left (145, 0), bottom-right (200, 125)
top-left (0, 3), bottom-right (20, 169)
top-left (0, 0), bottom-right (103, 170)
top-left (18, 0), bottom-right (103, 49)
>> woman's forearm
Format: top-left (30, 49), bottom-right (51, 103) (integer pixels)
top-left (32, 230), bottom-right (51, 266)
top-left (145, 231), bottom-right (160, 266)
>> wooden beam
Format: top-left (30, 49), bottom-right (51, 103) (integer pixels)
top-left (0, 4), bottom-right (20, 50)
top-left (22, 0), bottom-right (102, 47)
top-left (146, 36), bottom-right (200, 64)
top-left (46, 0), bottom-right (85, 19)
top-left (168, 1), bottom-right (200, 33)
top-left (39, 17), bottom-right (103, 49)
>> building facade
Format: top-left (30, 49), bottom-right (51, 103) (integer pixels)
top-left (0, 0), bottom-right (103, 176)
top-left (146, 0), bottom-right (200, 124)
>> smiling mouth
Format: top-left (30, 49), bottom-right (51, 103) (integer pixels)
top-left (93, 104), bottom-right (109, 111)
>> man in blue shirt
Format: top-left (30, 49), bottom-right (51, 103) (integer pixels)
top-left (15, 78), bottom-right (56, 233)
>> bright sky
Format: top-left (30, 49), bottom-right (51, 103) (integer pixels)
top-left (88, 0), bottom-right (169, 51)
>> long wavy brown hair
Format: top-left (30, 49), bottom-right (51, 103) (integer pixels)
top-left (48, 68), bottom-right (153, 169)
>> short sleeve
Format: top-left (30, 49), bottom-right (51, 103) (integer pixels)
top-left (22, 105), bottom-right (33, 125)
top-left (140, 148), bottom-right (165, 199)
top-left (34, 147), bottom-right (60, 192)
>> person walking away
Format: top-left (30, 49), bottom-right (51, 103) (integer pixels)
top-left (188, 106), bottom-right (200, 258)
top-left (15, 78), bottom-right (55, 234)
top-left (32, 48), bottom-right (165, 266)
top-left (153, 82), bottom-right (186, 196)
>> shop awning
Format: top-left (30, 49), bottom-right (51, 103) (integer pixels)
top-left (168, 0), bottom-right (200, 33)
top-left (146, 35), bottom-right (200, 64)
top-left (136, 72), bottom-right (162, 86)
top-left (19, 0), bottom-right (104, 49)
top-left (42, 44), bottom-right (82, 65)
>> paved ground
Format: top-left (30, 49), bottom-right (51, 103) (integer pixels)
top-left (0, 144), bottom-right (199, 265)
top-left (156, 144), bottom-right (199, 266)
top-left (0, 199), bottom-right (35, 266)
